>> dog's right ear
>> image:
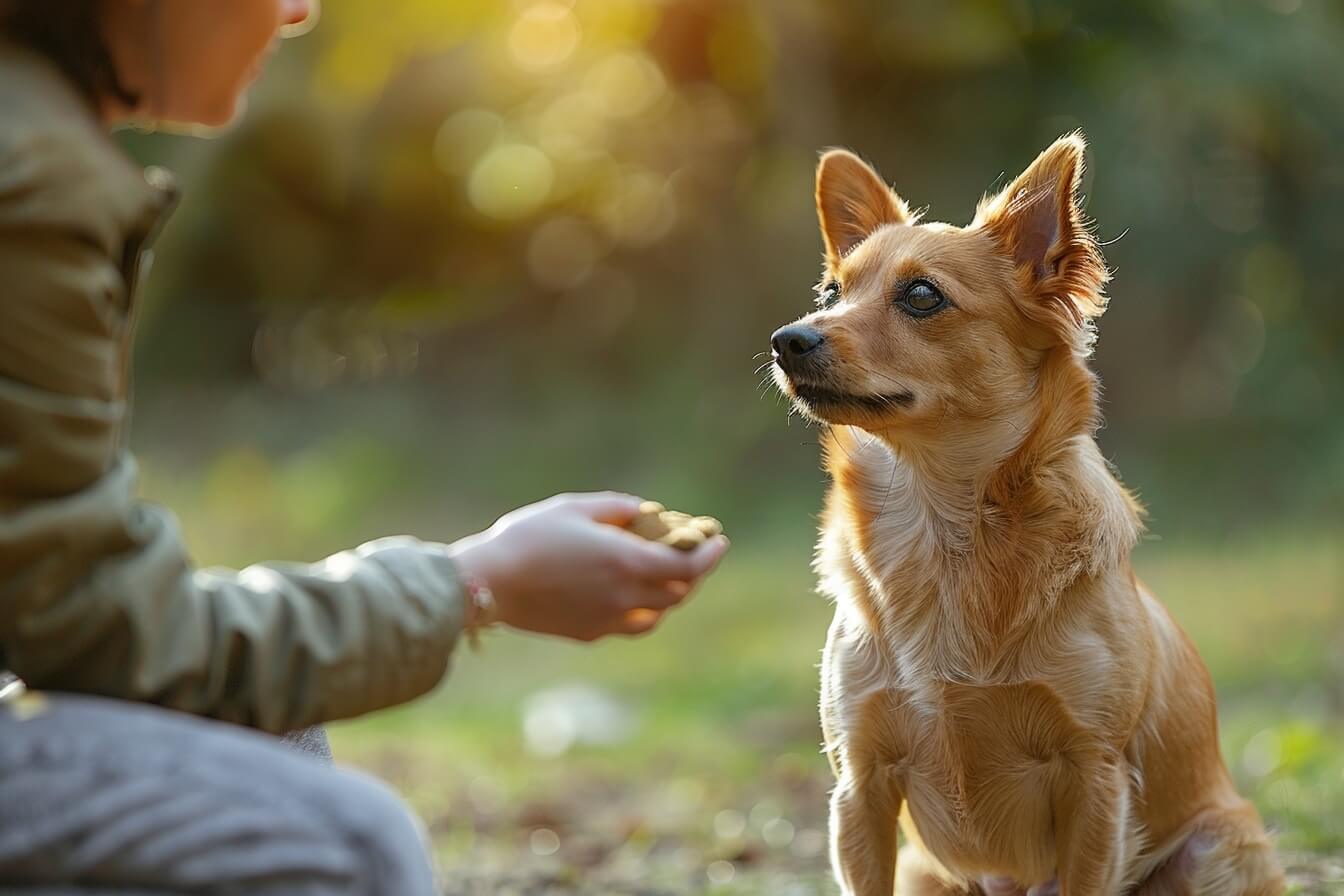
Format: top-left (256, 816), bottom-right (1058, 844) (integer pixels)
top-left (816, 150), bottom-right (913, 265)
top-left (975, 134), bottom-right (1108, 354)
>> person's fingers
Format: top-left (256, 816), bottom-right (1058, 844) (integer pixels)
top-left (633, 534), bottom-right (729, 582)
top-left (622, 580), bottom-right (692, 612)
top-left (686, 534), bottom-right (730, 580)
top-left (610, 532), bottom-right (724, 582)
top-left (615, 608), bottom-right (663, 636)
top-left (564, 491), bottom-right (644, 526)
top-left (619, 540), bottom-right (695, 580)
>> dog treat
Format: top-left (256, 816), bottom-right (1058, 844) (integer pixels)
top-left (628, 501), bottom-right (723, 551)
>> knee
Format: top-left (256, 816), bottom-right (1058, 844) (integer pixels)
top-left (318, 770), bottom-right (435, 896)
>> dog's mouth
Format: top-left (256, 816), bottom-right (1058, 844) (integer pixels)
top-left (786, 379), bottom-right (915, 416)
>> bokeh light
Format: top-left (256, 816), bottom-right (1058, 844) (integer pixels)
top-left (434, 108), bottom-right (505, 177)
top-left (593, 166), bottom-right (677, 246)
top-left (508, 2), bottom-right (582, 72)
top-left (583, 51), bottom-right (667, 118)
top-left (535, 92), bottom-right (608, 163)
top-left (468, 143), bottom-right (555, 220)
top-left (528, 827), bottom-right (562, 856)
top-left (706, 860), bottom-right (736, 885)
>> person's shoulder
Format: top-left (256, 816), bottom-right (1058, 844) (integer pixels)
top-left (0, 42), bottom-right (165, 254)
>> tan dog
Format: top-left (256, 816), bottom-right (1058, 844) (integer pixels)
top-left (770, 134), bottom-right (1284, 896)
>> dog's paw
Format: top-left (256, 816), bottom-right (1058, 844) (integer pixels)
top-left (628, 501), bottom-right (723, 551)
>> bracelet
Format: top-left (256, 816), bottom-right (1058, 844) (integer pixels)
top-left (462, 571), bottom-right (499, 651)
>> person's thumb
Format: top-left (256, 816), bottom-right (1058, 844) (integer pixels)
top-left (566, 491), bottom-right (644, 526)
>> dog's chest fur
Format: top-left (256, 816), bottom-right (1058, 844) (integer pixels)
top-left (822, 612), bottom-right (1126, 885)
top-left (816, 431), bottom-right (1140, 884)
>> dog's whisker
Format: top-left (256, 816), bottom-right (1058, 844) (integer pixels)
top-left (757, 371), bottom-right (782, 398)
top-left (1098, 227), bottom-right (1129, 247)
top-left (877, 434), bottom-right (900, 520)
top-left (829, 426), bottom-right (860, 465)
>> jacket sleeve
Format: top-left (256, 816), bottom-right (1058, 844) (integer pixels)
top-left (0, 195), bottom-right (467, 734)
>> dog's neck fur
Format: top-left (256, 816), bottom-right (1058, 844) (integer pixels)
top-left (821, 348), bottom-right (1144, 661)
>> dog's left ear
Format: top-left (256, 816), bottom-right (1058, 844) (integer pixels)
top-left (816, 150), bottom-right (913, 265)
top-left (976, 133), bottom-right (1108, 350)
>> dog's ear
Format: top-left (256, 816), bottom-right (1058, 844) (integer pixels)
top-left (976, 133), bottom-right (1108, 352)
top-left (816, 150), bottom-right (913, 264)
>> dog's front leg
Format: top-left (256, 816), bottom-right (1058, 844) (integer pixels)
top-left (1053, 756), bottom-right (1128, 896)
top-left (830, 767), bottom-right (902, 896)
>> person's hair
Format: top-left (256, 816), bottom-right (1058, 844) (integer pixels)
top-left (2, 0), bottom-right (137, 107)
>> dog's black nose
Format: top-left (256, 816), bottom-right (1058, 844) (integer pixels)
top-left (771, 324), bottom-right (824, 372)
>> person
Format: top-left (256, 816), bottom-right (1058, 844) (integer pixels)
top-left (0, 1), bottom-right (730, 892)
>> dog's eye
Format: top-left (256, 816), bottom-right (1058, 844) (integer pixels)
top-left (815, 281), bottom-right (841, 310)
top-left (898, 280), bottom-right (947, 317)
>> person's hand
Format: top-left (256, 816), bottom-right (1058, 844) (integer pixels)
top-left (447, 492), bottom-right (729, 642)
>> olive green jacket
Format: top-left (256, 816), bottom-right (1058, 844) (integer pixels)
top-left (0, 43), bottom-right (467, 732)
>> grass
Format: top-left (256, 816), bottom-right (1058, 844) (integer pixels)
top-left (318, 526), bottom-right (1344, 894)
top-left (131, 393), bottom-right (1341, 892)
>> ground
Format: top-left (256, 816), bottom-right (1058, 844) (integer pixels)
top-left (325, 528), bottom-right (1344, 895)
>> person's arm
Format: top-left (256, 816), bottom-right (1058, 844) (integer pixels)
top-left (0, 196), bottom-right (730, 734)
top-left (0, 208), bottom-right (468, 732)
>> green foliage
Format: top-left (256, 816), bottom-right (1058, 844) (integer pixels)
top-left (125, 1), bottom-right (1341, 455)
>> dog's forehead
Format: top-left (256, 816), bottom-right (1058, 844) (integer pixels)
top-left (839, 223), bottom-right (1006, 306)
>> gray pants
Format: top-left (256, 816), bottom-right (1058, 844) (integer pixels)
top-left (0, 694), bottom-right (435, 894)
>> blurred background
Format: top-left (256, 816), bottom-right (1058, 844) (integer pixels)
top-left (119, 0), bottom-right (1341, 892)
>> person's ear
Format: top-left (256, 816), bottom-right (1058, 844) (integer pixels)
top-left (280, 0), bottom-right (318, 37)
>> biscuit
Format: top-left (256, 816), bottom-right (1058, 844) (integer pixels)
top-left (628, 501), bottom-right (724, 551)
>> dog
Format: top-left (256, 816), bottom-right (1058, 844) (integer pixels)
top-left (770, 134), bottom-right (1284, 895)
